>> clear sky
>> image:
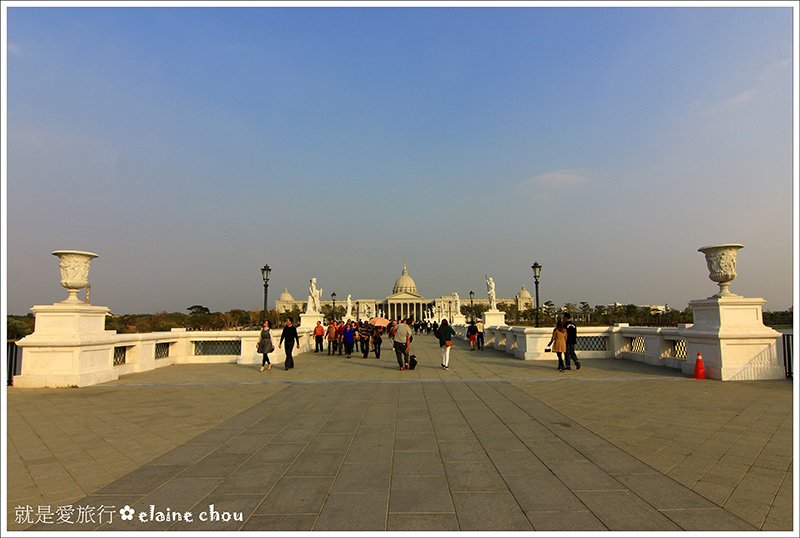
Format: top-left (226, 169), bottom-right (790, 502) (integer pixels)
top-left (3, 2), bottom-right (796, 315)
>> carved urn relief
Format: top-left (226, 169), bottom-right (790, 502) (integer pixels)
top-left (698, 244), bottom-right (743, 297)
top-left (51, 250), bottom-right (99, 303)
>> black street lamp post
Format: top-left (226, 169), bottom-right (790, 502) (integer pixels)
top-left (331, 292), bottom-right (337, 321)
top-left (469, 291), bottom-right (474, 322)
top-left (261, 264), bottom-right (271, 322)
top-left (532, 262), bottom-right (542, 328)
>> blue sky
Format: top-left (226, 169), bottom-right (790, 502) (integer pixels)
top-left (4, 3), bottom-right (795, 314)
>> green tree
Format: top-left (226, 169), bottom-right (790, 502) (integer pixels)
top-left (498, 302), bottom-right (520, 324)
top-left (580, 301), bottom-right (592, 324)
top-left (279, 306), bottom-right (303, 324)
top-left (764, 310), bottom-right (793, 328)
top-left (542, 300), bottom-right (557, 325)
top-left (7, 316), bottom-right (34, 340)
top-left (187, 305), bottom-right (211, 316)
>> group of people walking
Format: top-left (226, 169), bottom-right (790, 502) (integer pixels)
top-left (318, 320), bottom-right (385, 359)
top-left (256, 313), bottom-right (582, 374)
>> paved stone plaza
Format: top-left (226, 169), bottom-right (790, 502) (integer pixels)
top-left (6, 334), bottom-right (794, 532)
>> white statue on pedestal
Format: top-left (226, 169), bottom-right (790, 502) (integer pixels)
top-left (486, 275), bottom-right (497, 311)
top-left (345, 294), bottom-right (353, 319)
top-left (453, 292), bottom-right (461, 314)
top-left (308, 278), bottom-right (323, 313)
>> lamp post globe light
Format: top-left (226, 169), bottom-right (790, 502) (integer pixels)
top-left (532, 261), bottom-right (542, 328)
top-left (331, 292), bottom-right (337, 321)
top-left (261, 264), bottom-right (271, 322)
top-left (469, 290), bottom-right (475, 322)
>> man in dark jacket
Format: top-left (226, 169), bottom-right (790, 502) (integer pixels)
top-left (279, 317), bottom-right (300, 370)
top-left (563, 313), bottom-right (581, 370)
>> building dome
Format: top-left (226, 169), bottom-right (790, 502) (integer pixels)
top-left (518, 285), bottom-right (531, 299)
top-left (392, 259), bottom-right (418, 295)
top-left (278, 288), bottom-right (294, 302)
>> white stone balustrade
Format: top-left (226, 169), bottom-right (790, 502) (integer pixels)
top-left (452, 321), bottom-right (787, 380)
top-left (15, 325), bottom-right (313, 387)
top-left (15, 315), bottom-right (788, 387)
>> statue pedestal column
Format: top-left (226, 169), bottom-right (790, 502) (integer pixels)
top-left (681, 296), bottom-right (784, 380)
top-left (300, 312), bottom-right (324, 329)
top-left (14, 303), bottom-right (118, 387)
top-left (451, 314), bottom-right (467, 325)
top-left (482, 309), bottom-right (506, 328)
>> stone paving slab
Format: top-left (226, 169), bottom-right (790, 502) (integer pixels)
top-left (7, 333), bottom-right (792, 532)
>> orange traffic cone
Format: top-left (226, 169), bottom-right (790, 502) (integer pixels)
top-left (693, 352), bottom-right (706, 380)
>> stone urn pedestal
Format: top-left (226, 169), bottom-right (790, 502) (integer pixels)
top-left (451, 314), bottom-right (467, 325)
top-left (681, 244), bottom-right (783, 380)
top-left (14, 249), bottom-right (120, 387)
top-left (682, 297), bottom-right (784, 380)
top-left (14, 303), bottom-right (118, 387)
top-left (482, 309), bottom-right (506, 328)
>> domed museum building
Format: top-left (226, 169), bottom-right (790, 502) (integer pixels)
top-left (275, 260), bottom-right (531, 322)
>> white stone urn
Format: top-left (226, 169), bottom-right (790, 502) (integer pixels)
top-left (52, 250), bottom-right (99, 303)
top-left (698, 244), bottom-right (743, 297)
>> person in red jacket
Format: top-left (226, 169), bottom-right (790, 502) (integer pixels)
top-left (312, 321), bottom-right (325, 353)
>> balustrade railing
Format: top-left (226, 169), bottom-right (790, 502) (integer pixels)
top-left (630, 336), bottom-right (646, 354)
top-left (6, 341), bottom-right (22, 386)
top-left (450, 322), bottom-right (790, 378)
top-left (671, 339), bottom-right (687, 359)
top-left (155, 342), bottom-right (170, 359)
top-left (576, 336), bottom-right (607, 351)
top-left (193, 340), bottom-right (241, 356)
top-left (113, 346), bottom-right (127, 366)
top-left (10, 320), bottom-right (789, 387)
